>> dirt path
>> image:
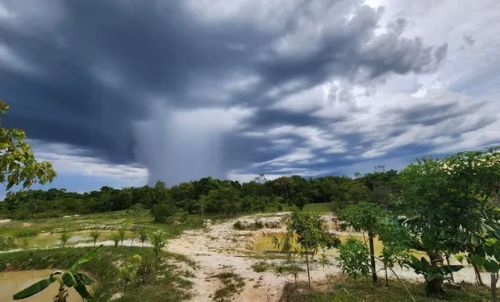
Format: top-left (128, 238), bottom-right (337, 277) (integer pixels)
top-left (166, 213), bottom-right (489, 302)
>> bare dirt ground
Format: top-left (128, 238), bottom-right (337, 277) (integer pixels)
top-left (166, 212), bottom-right (489, 302)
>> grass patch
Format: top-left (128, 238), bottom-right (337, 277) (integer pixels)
top-left (251, 260), bottom-right (273, 272)
top-left (280, 276), bottom-right (494, 302)
top-left (303, 203), bottom-right (334, 214)
top-left (13, 228), bottom-right (41, 238)
top-left (210, 271), bottom-right (245, 302)
top-left (0, 246), bottom-right (193, 301)
top-left (0, 209), bottom-right (206, 250)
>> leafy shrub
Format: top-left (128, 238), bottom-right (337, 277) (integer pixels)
top-left (232, 219), bottom-right (266, 230)
top-left (251, 261), bottom-right (271, 272)
top-left (336, 238), bottom-right (371, 279)
top-left (60, 232), bottom-right (71, 247)
top-left (233, 220), bottom-right (244, 230)
top-left (14, 228), bottom-right (40, 238)
top-left (0, 236), bottom-right (17, 250)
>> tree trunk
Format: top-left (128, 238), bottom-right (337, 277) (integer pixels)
top-left (385, 264), bottom-right (389, 287)
top-left (491, 273), bottom-right (498, 302)
top-left (445, 254), bottom-right (454, 282)
top-left (368, 233), bottom-right (378, 283)
top-left (305, 250), bottom-right (312, 293)
top-left (426, 253), bottom-right (444, 298)
top-left (474, 264), bottom-right (485, 286)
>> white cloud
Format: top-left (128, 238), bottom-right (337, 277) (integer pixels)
top-left (31, 141), bottom-right (149, 181)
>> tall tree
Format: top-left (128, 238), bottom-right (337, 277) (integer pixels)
top-left (397, 155), bottom-right (479, 297)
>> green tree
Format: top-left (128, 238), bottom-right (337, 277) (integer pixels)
top-left (13, 246), bottom-right (100, 301)
top-left (287, 211), bottom-right (340, 291)
top-left (377, 218), bottom-right (412, 287)
top-left (397, 157), bottom-right (469, 297)
top-left (0, 100), bottom-right (56, 190)
top-left (468, 218), bottom-right (500, 302)
top-left (202, 185), bottom-right (242, 216)
top-left (438, 148), bottom-right (499, 300)
top-left (339, 201), bottom-right (388, 283)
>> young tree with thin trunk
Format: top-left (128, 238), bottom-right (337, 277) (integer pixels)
top-left (138, 227), bottom-right (148, 247)
top-left (90, 230), bottom-right (100, 247)
top-left (339, 201), bottom-right (388, 284)
top-left (60, 232), bottom-right (70, 248)
top-left (118, 228), bottom-right (126, 246)
top-left (287, 212), bottom-right (340, 292)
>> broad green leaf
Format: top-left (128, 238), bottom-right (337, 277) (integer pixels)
top-left (62, 272), bottom-right (77, 287)
top-left (70, 246), bottom-right (102, 271)
top-left (483, 259), bottom-right (500, 273)
top-left (74, 280), bottom-right (92, 300)
top-left (13, 278), bottom-right (53, 300)
top-left (75, 273), bottom-right (95, 285)
top-left (441, 265), bottom-right (463, 274)
top-left (469, 254), bottom-right (484, 267)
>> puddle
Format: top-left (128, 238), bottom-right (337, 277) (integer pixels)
top-left (0, 270), bottom-right (82, 302)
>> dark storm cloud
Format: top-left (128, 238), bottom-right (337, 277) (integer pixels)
top-left (0, 0), bottom-right (452, 182)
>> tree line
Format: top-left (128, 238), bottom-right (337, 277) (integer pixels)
top-left (0, 170), bottom-right (399, 220)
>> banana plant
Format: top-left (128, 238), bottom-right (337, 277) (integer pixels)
top-left (407, 255), bottom-right (462, 297)
top-left (13, 246), bottom-right (101, 301)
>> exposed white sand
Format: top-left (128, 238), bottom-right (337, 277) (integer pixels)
top-left (165, 212), bottom-right (489, 302)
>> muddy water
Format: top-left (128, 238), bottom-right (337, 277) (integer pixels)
top-left (0, 270), bottom-right (81, 302)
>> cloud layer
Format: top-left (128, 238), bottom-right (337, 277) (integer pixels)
top-left (0, 0), bottom-right (498, 186)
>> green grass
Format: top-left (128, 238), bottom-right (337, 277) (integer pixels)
top-left (0, 246), bottom-right (194, 301)
top-left (251, 260), bottom-right (272, 272)
top-left (210, 272), bottom-right (245, 302)
top-left (281, 276), bottom-right (494, 302)
top-left (0, 209), bottom-right (205, 250)
top-left (303, 203), bottom-right (334, 214)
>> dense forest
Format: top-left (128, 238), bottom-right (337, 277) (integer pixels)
top-left (0, 170), bottom-right (399, 220)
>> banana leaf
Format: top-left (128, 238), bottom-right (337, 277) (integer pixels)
top-left (13, 277), bottom-right (54, 300)
top-left (70, 245), bottom-right (102, 271)
top-left (75, 272), bottom-right (95, 285)
top-left (62, 271), bottom-right (77, 287)
top-left (74, 280), bottom-right (92, 300)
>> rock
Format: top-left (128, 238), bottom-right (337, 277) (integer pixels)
top-left (109, 292), bottom-right (124, 300)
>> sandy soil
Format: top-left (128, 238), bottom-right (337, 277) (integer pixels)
top-left (165, 212), bottom-right (490, 302)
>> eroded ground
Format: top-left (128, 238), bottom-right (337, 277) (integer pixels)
top-left (165, 212), bottom-right (490, 302)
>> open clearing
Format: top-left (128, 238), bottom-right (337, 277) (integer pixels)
top-left (0, 210), bottom-right (493, 302)
top-left (165, 212), bottom-right (491, 302)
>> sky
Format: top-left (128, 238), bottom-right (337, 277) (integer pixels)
top-left (0, 0), bottom-right (499, 193)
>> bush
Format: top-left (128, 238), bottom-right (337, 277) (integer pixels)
top-left (14, 228), bottom-right (40, 238)
top-left (0, 236), bottom-right (17, 250)
top-left (336, 238), bottom-right (371, 280)
top-left (251, 261), bottom-right (271, 272)
top-left (233, 220), bottom-right (244, 230)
